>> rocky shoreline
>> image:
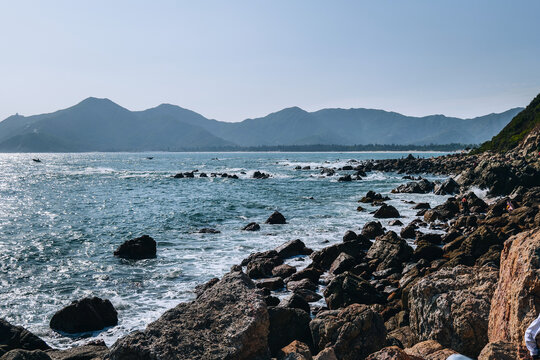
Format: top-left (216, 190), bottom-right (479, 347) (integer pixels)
top-left (2, 134), bottom-right (540, 359)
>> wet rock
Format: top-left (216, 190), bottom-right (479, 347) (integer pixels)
top-left (0, 319), bottom-right (50, 355)
top-left (198, 228), bottom-right (220, 234)
top-left (342, 230), bottom-right (357, 242)
top-left (324, 272), bottom-right (385, 309)
top-left (256, 277), bottom-right (284, 291)
top-left (400, 224), bottom-right (418, 239)
top-left (266, 211), bottom-right (287, 224)
top-left (413, 202), bottom-right (430, 210)
top-left (337, 175), bottom-right (352, 182)
top-left (328, 253), bottom-right (356, 276)
top-left (361, 221), bottom-right (385, 239)
top-left (388, 220), bottom-right (404, 226)
top-left (280, 294), bottom-right (310, 314)
top-left (272, 264), bottom-right (297, 278)
top-left (113, 235), bottom-right (156, 260)
top-left (321, 168), bottom-right (335, 176)
top-left (310, 304), bottom-right (386, 360)
top-left (434, 177), bottom-right (460, 195)
top-left (275, 239), bottom-right (312, 259)
top-left (108, 271), bottom-right (270, 360)
top-left (359, 191), bottom-right (389, 203)
top-left (1, 350), bottom-right (51, 360)
top-left (242, 222), bottom-right (261, 231)
top-left (374, 204), bottom-right (400, 218)
top-left (288, 267), bottom-right (323, 283)
top-left (366, 231), bottom-right (413, 271)
top-left (253, 171), bottom-right (270, 179)
top-left (173, 173), bottom-right (184, 178)
top-left (50, 297), bottom-right (118, 334)
top-left (278, 340), bottom-right (312, 360)
top-left (392, 179), bottom-right (434, 194)
top-left (365, 346), bottom-right (423, 360)
top-left (268, 307), bottom-right (312, 357)
top-left (488, 228), bottom-right (540, 345)
top-left (266, 296), bottom-right (280, 307)
top-left (408, 265), bottom-right (498, 357)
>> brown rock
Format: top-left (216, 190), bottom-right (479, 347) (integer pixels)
top-left (366, 231), bottom-right (413, 271)
top-left (404, 340), bottom-right (457, 360)
top-left (477, 341), bottom-right (531, 360)
top-left (278, 340), bottom-right (312, 360)
top-left (488, 228), bottom-right (540, 345)
top-left (365, 346), bottom-right (423, 360)
top-left (313, 348), bottom-right (338, 360)
top-left (46, 343), bottom-right (108, 360)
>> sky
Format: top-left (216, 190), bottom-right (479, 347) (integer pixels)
top-left (0, 0), bottom-right (539, 122)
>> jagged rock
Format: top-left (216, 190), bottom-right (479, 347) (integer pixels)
top-left (328, 253), bottom-right (356, 276)
top-left (310, 240), bottom-right (369, 270)
top-left (477, 341), bottom-right (530, 360)
top-left (0, 319), bottom-right (50, 355)
top-left (287, 279), bottom-right (318, 292)
top-left (408, 265), bottom-right (498, 357)
top-left (313, 348), bottom-right (338, 360)
top-left (1, 350), bottom-right (51, 360)
top-left (388, 327), bottom-right (414, 349)
top-left (49, 297), bottom-right (118, 334)
top-left (257, 277), bottom-right (284, 291)
top-left (365, 346), bottom-right (423, 360)
top-left (268, 307), bottom-right (312, 357)
top-left (366, 231), bottom-right (413, 271)
top-left (266, 211), bottom-right (287, 224)
top-left (413, 241), bottom-right (443, 262)
top-left (415, 233), bottom-right (442, 245)
top-left (243, 222), bottom-right (261, 231)
top-left (280, 294), bottom-right (310, 314)
top-left (392, 179), bottom-right (434, 194)
top-left (288, 267), bottom-right (323, 283)
top-left (272, 264), bottom-right (297, 278)
top-left (374, 204), bottom-right (400, 218)
top-left (113, 235), bottom-right (156, 260)
top-left (310, 304), bottom-right (386, 360)
top-left (294, 289), bottom-right (322, 303)
top-left (434, 178), bottom-right (460, 195)
top-left (46, 343), bottom-right (109, 360)
top-left (246, 253), bottom-right (283, 279)
top-left (278, 340), bottom-right (312, 360)
top-left (404, 340), bottom-right (457, 360)
top-left (400, 224), bottom-right (418, 239)
top-left (359, 191), bottom-right (389, 203)
top-left (253, 171), bottom-right (271, 179)
top-left (193, 277), bottom-right (219, 298)
top-left (323, 272), bottom-right (385, 309)
top-left (108, 271), bottom-right (270, 360)
top-left (488, 228), bottom-right (540, 345)
top-left (361, 221), bottom-right (385, 239)
top-left (275, 240), bottom-right (312, 259)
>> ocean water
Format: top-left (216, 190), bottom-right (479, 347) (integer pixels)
top-left (0, 152), bottom-right (450, 348)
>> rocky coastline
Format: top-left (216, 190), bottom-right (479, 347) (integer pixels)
top-left (1, 131), bottom-right (540, 360)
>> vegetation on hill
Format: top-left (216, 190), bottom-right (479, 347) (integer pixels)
top-left (473, 93), bottom-right (540, 153)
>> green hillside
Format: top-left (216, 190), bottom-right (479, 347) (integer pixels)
top-left (474, 93), bottom-right (540, 153)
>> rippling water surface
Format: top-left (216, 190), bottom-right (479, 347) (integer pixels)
top-left (0, 152), bottom-right (450, 348)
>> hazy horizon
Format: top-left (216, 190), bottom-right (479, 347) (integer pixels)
top-left (1, 0), bottom-right (539, 122)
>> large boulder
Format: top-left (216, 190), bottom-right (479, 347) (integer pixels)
top-left (310, 240), bottom-right (369, 270)
top-left (0, 319), bottom-right (50, 355)
top-left (108, 271), bottom-right (270, 360)
top-left (323, 272), bottom-right (385, 310)
top-left (46, 343), bottom-right (109, 360)
top-left (488, 228), bottom-right (540, 344)
top-left (408, 265), bottom-right (498, 358)
top-left (478, 341), bottom-right (530, 360)
top-left (268, 307), bottom-right (312, 357)
top-left (365, 346), bottom-right (422, 360)
top-left (366, 231), bottom-right (413, 271)
top-left (266, 211), bottom-right (287, 225)
top-left (113, 235), bottom-right (156, 260)
top-left (49, 297), bottom-right (118, 334)
top-left (434, 178), bottom-right (460, 195)
top-left (0, 350), bottom-right (51, 360)
top-left (361, 221), bottom-right (385, 239)
top-left (392, 179), bottom-right (433, 194)
top-left (404, 340), bottom-right (457, 360)
top-left (243, 222), bottom-right (261, 231)
top-left (310, 304), bottom-right (386, 360)
top-left (374, 204), bottom-right (400, 219)
top-left (278, 340), bottom-right (312, 360)
top-left (275, 240), bottom-right (312, 259)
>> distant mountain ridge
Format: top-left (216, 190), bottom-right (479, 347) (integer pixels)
top-left (0, 97), bottom-right (523, 152)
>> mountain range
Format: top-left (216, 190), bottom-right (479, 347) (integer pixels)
top-left (0, 97), bottom-right (523, 152)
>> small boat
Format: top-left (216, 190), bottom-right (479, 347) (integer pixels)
top-left (32, 158), bottom-right (41, 163)
top-left (146, 157), bottom-right (154, 160)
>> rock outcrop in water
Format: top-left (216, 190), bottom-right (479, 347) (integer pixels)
top-left (113, 235), bottom-right (156, 260)
top-left (266, 211), bottom-right (287, 224)
top-left (0, 319), bottom-right (50, 356)
top-left (108, 271), bottom-right (270, 360)
top-left (49, 297), bottom-right (118, 334)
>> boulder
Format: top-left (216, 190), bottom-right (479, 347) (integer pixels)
top-left (342, 231), bottom-right (357, 242)
top-left (268, 307), bottom-right (312, 357)
top-left (275, 240), bottom-right (312, 259)
top-left (46, 343), bottom-right (109, 360)
top-left (404, 340), bottom-right (457, 360)
top-left (365, 346), bottom-right (423, 360)
top-left (408, 265), bottom-right (498, 357)
top-left (49, 297), bottom-right (118, 334)
top-left (412, 203), bottom-right (431, 210)
top-left (400, 224), bottom-right (418, 239)
top-left (108, 271), bottom-right (270, 360)
top-left (287, 279), bottom-right (318, 292)
top-left (488, 228), bottom-right (540, 345)
top-left (242, 222), bottom-right (261, 231)
top-left (392, 179), bottom-right (433, 194)
top-left (362, 221), bottom-right (385, 239)
top-left (253, 171), bottom-right (271, 179)
top-left (366, 231), bottom-right (413, 271)
top-left (310, 240), bottom-right (369, 270)
top-left (0, 319), bottom-right (50, 354)
top-left (280, 294), bottom-right (311, 314)
top-left (278, 340), bottom-right (312, 360)
top-left (413, 241), bottom-right (443, 262)
top-left (338, 175), bottom-right (352, 182)
top-left (257, 277), bottom-right (284, 291)
top-left (272, 264), bottom-right (297, 278)
top-left (193, 277), bottom-right (219, 298)
top-left (374, 204), bottom-right (400, 219)
top-left (294, 289), bottom-right (322, 303)
top-left (328, 253), bottom-right (356, 276)
top-left (313, 348), bottom-right (338, 360)
top-left (310, 304), bottom-right (386, 360)
top-left (0, 350), bottom-right (51, 360)
top-left (266, 211), bottom-right (287, 224)
top-left (477, 341), bottom-right (530, 360)
top-left (323, 272), bottom-right (385, 310)
top-left (359, 191), bottom-right (389, 203)
top-left (288, 267), bottom-right (323, 283)
top-left (113, 235), bottom-right (156, 260)
top-left (434, 178), bottom-right (460, 195)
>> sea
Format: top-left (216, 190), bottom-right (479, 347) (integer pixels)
top-left (0, 151), bottom-right (452, 348)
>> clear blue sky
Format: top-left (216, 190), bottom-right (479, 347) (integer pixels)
top-left (1, 0), bottom-right (539, 122)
